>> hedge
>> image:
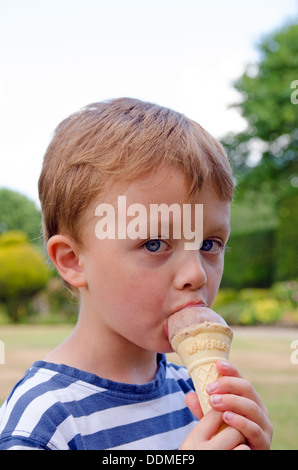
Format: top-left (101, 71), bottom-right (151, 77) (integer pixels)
top-left (222, 188), bottom-right (298, 289)
top-left (221, 228), bottom-right (275, 288)
top-left (275, 190), bottom-right (298, 281)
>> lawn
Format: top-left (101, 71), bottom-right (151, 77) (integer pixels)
top-left (1, 324), bottom-right (298, 450)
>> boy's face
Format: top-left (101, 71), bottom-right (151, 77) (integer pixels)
top-left (79, 168), bottom-right (231, 354)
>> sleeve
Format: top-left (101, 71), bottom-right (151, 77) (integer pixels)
top-left (0, 435), bottom-right (49, 450)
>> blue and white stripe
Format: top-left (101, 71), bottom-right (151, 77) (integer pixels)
top-left (0, 355), bottom-right (197, 450)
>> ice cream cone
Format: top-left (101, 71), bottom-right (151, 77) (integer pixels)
top-left (170, 321), bottom-right (233, 415)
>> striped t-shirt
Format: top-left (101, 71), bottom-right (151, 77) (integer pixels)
top-left (0, 354), bottom-right (198, 450)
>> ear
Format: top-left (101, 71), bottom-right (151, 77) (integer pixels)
top-left (47, 235), bottom-right (87, 288)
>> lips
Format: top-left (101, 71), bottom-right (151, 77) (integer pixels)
top-left (175, 302), bottom-right (206, 313)
top-left (164, 302), bottom-right (206, 339)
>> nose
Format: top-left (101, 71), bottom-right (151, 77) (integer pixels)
top-left (173, 250), bottom-right (207, 291)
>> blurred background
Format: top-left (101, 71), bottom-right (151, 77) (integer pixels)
top-left (0, 0), bottom-right (298, 449)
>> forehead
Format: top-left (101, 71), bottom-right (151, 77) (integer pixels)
top-left (121, 169), bottom-right (188, 205)
top-left (82, 167), bottom-right (231, 247)
top-left (110, 167), bottom-right (230, 226)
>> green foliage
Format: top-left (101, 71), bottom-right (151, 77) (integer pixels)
top-left (224, 185), bottom-right (298, 289)
top-left (221, 22), bottom-right (298, 196)
top-left (32, 278), bottom-right (79, 324)
top-left (230, 189), bottom-right (278, 233)
top-left (272, 279), bottom-right (298, 308)
top-left (212, 288), bottom-right (238, 306)
top-left (214, 282), bottom-right (298, 326)
top-left (275, 189), bottom-right (298, 281)
top-left (0, 230), bottom-right (29, 247)
top-left (0, 231), bottom-right (50, 322)
top-left (0, 188), bottom-right (42, 242)
top-left (238, 298), bottom-right (282, 325)
top-left (233, 23), bottom-right (298, 143)
top-left (221, 228), bottom-right (275, 289)
top-left (220, 23), bottom-right (298, 291)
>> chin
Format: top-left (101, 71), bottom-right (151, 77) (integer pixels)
top-left (156, 341), bottom-right (174, 355)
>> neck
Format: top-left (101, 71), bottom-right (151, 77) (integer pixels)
top-left (45, 309), bottom-right (158, 385)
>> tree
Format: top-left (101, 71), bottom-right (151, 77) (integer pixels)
top-left (220, 22), bottom-right (298, 286)
top-left (0, 188), bottom-right (42, 242)
top-left (222, 22), bottom-right (298, 195)
top-left (0, 231), bottom-right (50, 322)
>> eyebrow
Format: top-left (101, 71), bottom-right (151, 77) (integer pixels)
top-left (205, 222), bottom-right (231, 239)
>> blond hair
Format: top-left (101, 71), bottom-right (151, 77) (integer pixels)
top-left (38, 97), bottom-right (234, 246)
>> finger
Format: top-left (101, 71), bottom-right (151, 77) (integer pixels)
top-left (209, 393), bottom-right (266, 429)
top-left (212, 362), bottom-right (270, 417)
top-left (223, 411), bottom-right (272, 450)
top-left (216, 360), bottom-right (243, 378)
top-left (234, 444), bottom-right (251, 450)
top-left (198, 409), bottom-right (226, 441)
top-left (209, 419), bottom-right (246, 450)
top-left (207, 376), bottom-right (267, 414)
top-left (209, 393), bottom-right (273, 449)
top-left (179, 409), bottom-right (225, 449)
top-left (185, 392), bottom-right (204, 420)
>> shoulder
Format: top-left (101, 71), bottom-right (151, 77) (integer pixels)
top-left (0, 361), bottom-right (102, 450)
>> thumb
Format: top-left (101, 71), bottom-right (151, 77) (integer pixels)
top-left (185, 392), bottom-right (204, 420)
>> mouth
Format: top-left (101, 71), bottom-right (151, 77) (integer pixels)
top-left (174, 301), bottom-right (206, 313)
top-left (164, 302), bottom-right (206, 339)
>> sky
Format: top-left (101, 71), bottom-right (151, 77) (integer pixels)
top-left (0, 0), bottom-right (297, 205)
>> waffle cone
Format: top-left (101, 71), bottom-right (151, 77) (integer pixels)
top-left (171, 322), bottom-right (233, 415)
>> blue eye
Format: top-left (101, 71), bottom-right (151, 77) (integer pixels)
top-left (200, 240), bottom-right (223, 254)
top-left (144, 239), bottom-right (168, 253)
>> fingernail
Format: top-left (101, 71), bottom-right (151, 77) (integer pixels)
top-left (224, 411), bottom-right (234, 423)
top-left (210, 394), bottom-right (222, 405)
top-left (219, 360), bottom-right (229, 369)
top-left (207, 381), bottom-right (218, 394)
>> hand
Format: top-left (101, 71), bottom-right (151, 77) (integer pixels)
top-left (206, 361), bottom-right (273, 450)
top-left (180, 392), bottom-right (249, 450)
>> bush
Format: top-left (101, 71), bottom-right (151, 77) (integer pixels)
top-left (0, 231), bottom-right (50, 322)
top-left (238, 288), bottom-right (272, 301)
top-left (31, 278), bottom-right (79, 324)
top-left (239, 298), bottom-right (282, 325)
top-left (272, 280), bottom-right (298, 308)
top-left (0, 188), bottom-right (42, 242)
top-left (275, 189), bottom-right (298, 281)
top-left (213, 288), bottom-right (238, 305)
top-left (221, 228), bottom-right (275, 288)
top-left (222, 187), bottom-right (298, 289)
top-left (215, 283), bottom-right (298, 326)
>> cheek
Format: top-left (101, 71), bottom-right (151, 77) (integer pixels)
top-left (119, 273), bottom-right (166, 309)
top-left (205, 257), bottom-right (225, 304)
top-left (90, 256), bottom-right (166, 314)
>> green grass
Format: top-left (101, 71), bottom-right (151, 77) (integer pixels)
top-left (257, 383), bottom-right (298, 450)
top-left (0, 324), bottom-right (72, 349)
top-left (0, 324), bottom-right (298, 449)
top-left (230, 328), bottom-right (298, 449)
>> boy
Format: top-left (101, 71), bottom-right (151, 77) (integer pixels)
top-left (0, 98), bottom-right (272, 450)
